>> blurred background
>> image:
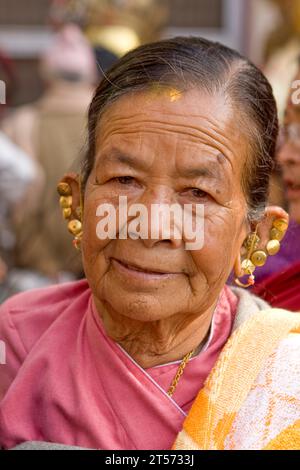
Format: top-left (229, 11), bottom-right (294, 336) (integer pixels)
top-left (1, 0), bottom-right (300, 307)
top-left (0, 0), bottom-right (296, 111)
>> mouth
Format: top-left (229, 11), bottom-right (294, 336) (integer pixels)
top-left (111, 257), bottom-right (181, 281)
top-left (285, 179), bottom-right (300, 199)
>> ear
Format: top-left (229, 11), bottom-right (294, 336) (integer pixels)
top-left (233, 253), bottom-right (243, 278)
top-left (233, 224), bottom-right (249, 278)
top-left (57, 172), bottom-right (82, 217)
top-left (233, 205), bottom-right (289, 279)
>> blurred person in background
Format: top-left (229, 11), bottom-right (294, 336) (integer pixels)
top-left (278, 64), bottom-right (300, 226)
top-left (254, 62), bottom-right (300, 310)
top-left (49, 0), bottom-right (168, 46)
top-left (49, 0), bottom-right (167, 74)
top-left (0, 132), bottom-right (38, 301)
top-left (0, 50), bottom-right (39, 301)
top-left (264, 0), bottom-right (300, 120)
top-left (1, 24), bottom-right (97, 286)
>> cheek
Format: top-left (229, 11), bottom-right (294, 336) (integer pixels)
top-left (81, 194), bottom-right (111, 266)
top-left (190, 211), bottom-right (243, 281)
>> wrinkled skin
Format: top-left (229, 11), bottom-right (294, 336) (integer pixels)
top-left (62, 89), bottom-right (287, 368)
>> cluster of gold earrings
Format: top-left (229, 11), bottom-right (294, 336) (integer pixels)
top-left (235, 218), bottom-right (288, 288)
top-left (57, 180), bottom-right (83, 250)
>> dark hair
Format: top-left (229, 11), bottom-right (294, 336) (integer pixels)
top-left (82, 36), bottom-right (278, 221)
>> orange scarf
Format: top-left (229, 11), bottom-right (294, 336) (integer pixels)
top-left (173, 308), bottom-right (300, 450)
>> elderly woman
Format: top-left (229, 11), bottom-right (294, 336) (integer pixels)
top-left (0, 37), bottom-right (299, 451)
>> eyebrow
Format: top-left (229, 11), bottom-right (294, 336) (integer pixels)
top-left (96, 148), bottom-right (150, 172)
top-left (179, 166), bottom-right (219, 180)
top-left (180, 153), bottom-right (225, 180)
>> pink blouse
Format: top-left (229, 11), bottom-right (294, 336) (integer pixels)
top-left (0, 279), bottom-right (238, 450)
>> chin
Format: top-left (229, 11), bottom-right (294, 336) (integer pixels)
top-left (100, 283), bottom-right (182, 322)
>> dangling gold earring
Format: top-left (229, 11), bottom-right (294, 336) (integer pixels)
top-left (235, 217), bottom-right (288, 288)
top-left (57, 176), bottom-right (84, 251)
top-left (249, 218), bottom-right (288, 266)
top-left (235, 226), bottom-right (259, 288)
top-left (266, 218), bottom-right (288, 256)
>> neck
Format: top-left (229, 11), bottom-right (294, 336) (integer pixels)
top-left (93, 298), bottom-right (217, 368)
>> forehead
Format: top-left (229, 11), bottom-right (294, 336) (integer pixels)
top-left (95, 88), bottom-right (246, 173)
top-left (99, 88), bottom-right (233, 136)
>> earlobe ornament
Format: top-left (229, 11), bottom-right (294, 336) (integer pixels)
top-left (235, 258), bottom-right (256, 288)
top-left (250, 250), bottom-right (267, 267)
top-left (57, 178), bottom-right (83, 251)
top-left (235, 228), bottom-right (259, 288)
top-left (235, 216), bottom-right (289, 289)
top-left (266, 239), bottom-right (280, 255)
top-left (57, 182), bottom-right (72, 196)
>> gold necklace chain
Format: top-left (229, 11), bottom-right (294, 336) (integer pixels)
top-left (167, 349), bottom-right (196, 397)
top-left (166, 326), bottom-right (212, 397)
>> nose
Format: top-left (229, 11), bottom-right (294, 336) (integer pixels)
top-left (129, 186), bottom-right (183, 249)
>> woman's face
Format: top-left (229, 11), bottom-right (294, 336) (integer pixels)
top-left (82, 88), bottom-right (249, 322)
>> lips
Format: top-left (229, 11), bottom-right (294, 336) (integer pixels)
top-left (285, 178), bottom-right (300, 190)
top-left (112, 257), bottom-right (173, 275)
top-left (288, 183), bottom-right (300, 190)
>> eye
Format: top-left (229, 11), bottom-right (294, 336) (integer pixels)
top-left (182, 188), bottom-right (208, 199)
top-left (94, 175), bottom-right (137, 186)
top-left (109, 175), bottom-right (142, 190)
top-left (114, 176), bottom-right (136, 185)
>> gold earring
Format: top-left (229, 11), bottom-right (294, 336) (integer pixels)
top-left (266, 239), bottom-right (280, 256)
top-left (57, 183), bottom-right (72, 218)
top-left (273, 218), bottom-right (288, 232)
top-left (58, 182), bottom-right (73, 218)
top-left (235, 227), bottom-right (259, 288)
top-left (57, 178), bottom-right (84, 250)
top-left (250, 217), bottom-right (288, 265)
top-left (250, 249), bottom-right (268, 267)
top-left (68, 218), bottom-right (83, 250)
top-left (235, 259), bottom-right (256, 288)
top-left (235, 217), bottom-right (288, 288)
top-left (266, 218), bottom-right (288, 256)
top-left (59, 194), bottom-right (73, 220)
top-left (57, 182), bottom-right (72, 196)
top-left (243, 232), bottom-right (260, 251)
